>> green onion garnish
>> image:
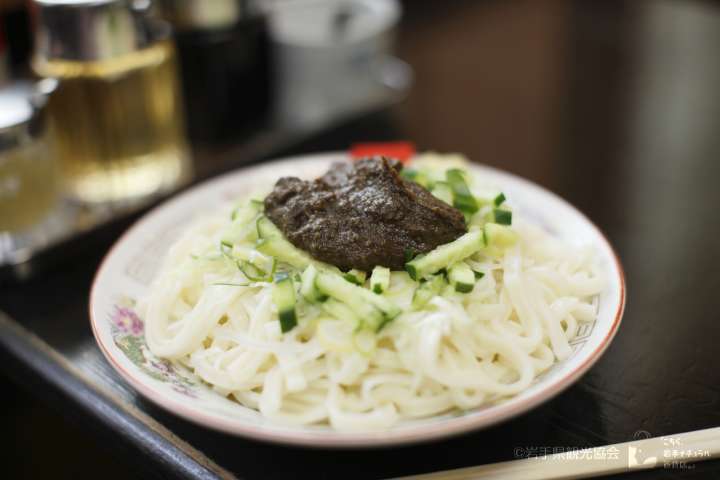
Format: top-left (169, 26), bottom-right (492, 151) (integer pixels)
top-left (493, 192), bottom-right (506, 207)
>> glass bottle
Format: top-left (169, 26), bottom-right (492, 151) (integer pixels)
top-left (31, 0), bottom-right (191, 205)
top-left (0, 80), bottom-right (59, 264)
top-left (156, 0), bottom-right (271, 145)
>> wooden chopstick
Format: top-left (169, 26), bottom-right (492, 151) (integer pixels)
top-left (393, 427), bottom-right (720, 480)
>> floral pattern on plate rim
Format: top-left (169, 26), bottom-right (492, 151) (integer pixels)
top-left (109, 297), bottom-right (197, 398)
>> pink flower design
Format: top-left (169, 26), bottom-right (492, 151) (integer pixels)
top-left (112, 306), bottom-right (143, 336)
top-left (172, 383), bottom-right (197, 398)
top-left (151, 360), bottom-right (173, 375)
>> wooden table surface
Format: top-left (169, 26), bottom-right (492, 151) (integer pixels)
top-left (2, 1), bottom-right (720, 478)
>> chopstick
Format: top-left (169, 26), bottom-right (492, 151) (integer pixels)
top-left (393, 427), bottom-right (720, 480)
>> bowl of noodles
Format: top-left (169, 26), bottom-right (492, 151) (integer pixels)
top-left (89, 152), bottom-right (625, 447)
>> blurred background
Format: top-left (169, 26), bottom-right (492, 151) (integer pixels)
top-left (2, 0), bottom-right (720, 477)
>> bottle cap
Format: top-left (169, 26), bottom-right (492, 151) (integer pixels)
top-left (32, 0), bottom-right (163, 62)
top-left (156, 0), bottom-right (247, 32)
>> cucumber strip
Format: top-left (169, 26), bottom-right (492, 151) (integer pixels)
top-left (493, 208), bottom-right (512, 225)
top-left (232, 245), bottom-right (273, 270)
top-left (225, 200), bottom-right (264, 243)
top-left (221, 223), bottom-right (251, 246)
top-left (315, 271), bottom-right (401, 331)
top-left (256, 237), bottom-right (313, 269)
top-left (238, 258), bottom-right (275, 282)
top-left (400, 168), bottom-right (418, 181)
top-left (300, 265), bottom-right (327, 303)
top-left (493, 192), bottom-right (506, 207)
top-left (370, 266), bottom-right (391, 293)
top-left (316, 273), bottom-right (383, 328)
top-left (405, 230), bottom-right (484, 280)
top-left (274, 271), bottom-right (290, 282)
top-left (256, 215), bottom-right (282, 239)
top-left (401, 168), bottom-right (432, 189)
top-left (411, 274), bottom-right (446, 310)
top-left (446, 169), bottom-right (478, 213)
top-left (484, 223), bottom-right (517, 247)
top-left (343, 269), bottom-right (367, 286)
top-left (255, 216), bottom-right (315, 269)
top-left (404, 248), bottom-right (418, 263)
top-left (448, 262), bottom-right (475, 293)
top-left (273, 277), bottom-right (297, 333)
top-left (430, 181), bottom-right (453, 205)
top-left (321, 298), bottom-right (361, 325)
top-left (231, 198), bottom-right (264, 222)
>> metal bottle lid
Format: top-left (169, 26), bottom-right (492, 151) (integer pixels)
top-left (32, 0), bottom-right (160, 63)
top-left (0, 79), bottom-right (57, 153)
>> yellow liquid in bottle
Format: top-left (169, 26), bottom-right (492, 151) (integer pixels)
top-left (0, 138), bottom-right (59, 232)
top-left (33, 40), bottom-right (191, 204)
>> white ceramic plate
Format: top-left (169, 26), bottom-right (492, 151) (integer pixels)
top-left (90, 152), bottom-right (625, 447)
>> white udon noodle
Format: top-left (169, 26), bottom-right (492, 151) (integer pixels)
top-left (140, 202), bottom-right (605, 431)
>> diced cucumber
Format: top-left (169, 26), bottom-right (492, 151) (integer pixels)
top-left (483, 223), bottom-right (517, 248)
top-left (446, 169), bottom-right (478, 213)
top-left (370, 266), bottom-right (390, 294)
top-left (273, 277), bottom-right (297, 333)
top-left (411, 274), bottom-right (446, 309)
top-left (431, 181), bottom-right (453, 205)
top-left (493, 208), bottom-right (512, 225)
top-left (405, 230), bottom-right (484, 280)
top-left (300, 265), bottom-right (327, 303)
top-left (315, 271), bottom-right (401, 331)
top-left (448, 262), bottom-right (475, 293)
top-left (343, 269), bottom-right (366, 286)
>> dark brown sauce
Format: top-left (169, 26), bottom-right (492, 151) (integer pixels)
top-left (263, 157), bottom-right (467, 271)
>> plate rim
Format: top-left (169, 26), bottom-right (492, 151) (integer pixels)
top-left (89, 152), bottom-right (626, 448)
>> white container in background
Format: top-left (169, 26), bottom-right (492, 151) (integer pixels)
top-left (266, 0), bottom-right (402, 128)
